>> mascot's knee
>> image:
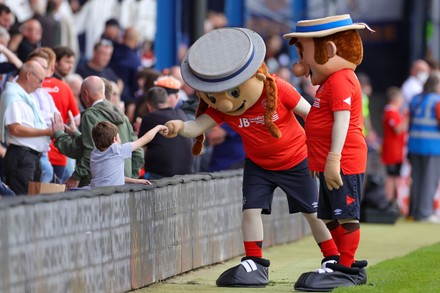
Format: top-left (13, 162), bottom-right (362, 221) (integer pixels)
top-left (242, 209), bottom-right (262, 221)
top-left (301, 212), bottom-right (319, 223)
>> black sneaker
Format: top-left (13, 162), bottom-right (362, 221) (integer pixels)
top-left (321, 256), bottom-right (368, 270)
top-left (352, 259), bottom-right (368, 269)
top-left (216, 257), bottom-right (270, 287)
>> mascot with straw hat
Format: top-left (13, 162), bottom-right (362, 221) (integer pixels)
top-left (283, 14), bottom-right (374, 291)
top-left (165, 27), bottom-right (341, 288)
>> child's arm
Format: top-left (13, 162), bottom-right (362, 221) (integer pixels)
top-left (125, 177), bottom-right (152, 185)
top-left (165, 114), bottom-right (217, 138)
top-left (131, 125), bottom-right (168, 151)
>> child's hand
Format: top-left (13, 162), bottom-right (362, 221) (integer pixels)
top-left (132, 178), bottom-right (152, 185)
top-left (157, 125), bottom-right (169, 137)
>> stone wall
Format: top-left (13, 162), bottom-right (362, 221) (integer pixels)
top-left (0, 170), bottom-right (310, 293)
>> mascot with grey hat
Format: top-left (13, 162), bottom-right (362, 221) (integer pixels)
top-left (165, 27), bottom-right (340, 288)
top-left (283, 14), bottom-right (374, 291)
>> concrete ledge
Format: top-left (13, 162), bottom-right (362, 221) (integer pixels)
top-left (0, 170), bottom-right (310, 292)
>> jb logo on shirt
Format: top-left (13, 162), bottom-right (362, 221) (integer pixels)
top-left (238, 118), bottom-right (251, 128)
top-left (238, 114), bottom-right (279, 128)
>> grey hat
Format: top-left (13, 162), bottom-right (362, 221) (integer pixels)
top-left (181, 27), bottom-right (266, 93)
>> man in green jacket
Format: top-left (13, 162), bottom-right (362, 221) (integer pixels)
top-left (53, 75), bottom-right (143, 188)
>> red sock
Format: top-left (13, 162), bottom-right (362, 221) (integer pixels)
top-left (326, 220), bottom-right (342, 249)
top-left (339, 223), bottom-right (360, 267)
top-left (318, 238), bottom-right (339, 258)
top-left (244, 241), bottom-right (263, 258)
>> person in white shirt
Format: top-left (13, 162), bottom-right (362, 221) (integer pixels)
top-left (0, 61), bottom-right (53, 194)
top-left (401, 59), bottom-right (430, 111)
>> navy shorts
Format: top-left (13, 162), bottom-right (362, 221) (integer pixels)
top-left (385, 164), bottom-right (402, 176)
top-left (242, 158), bottom-right (318, 214)
top-left (317, 172), bottom-right (364, 220)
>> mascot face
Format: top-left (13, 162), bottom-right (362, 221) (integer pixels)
top-left (283, 15), bottom-right (370, 86)
top-left (293, 38), bottom-right (323, 85)
top-left (293, 37), bottom-right (355, 86)
top-left (199, 74), bottom-right (265, 116)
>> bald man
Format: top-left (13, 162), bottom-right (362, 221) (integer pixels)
top-left (0, 60), bottom-right (53, 194)
top-left (53, 75), bottom-right (143, 189)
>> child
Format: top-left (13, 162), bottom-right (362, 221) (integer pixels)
top-left (382, 87), bottom-right (408, 205)
top-left (90, 121), bottom-right (168, 187)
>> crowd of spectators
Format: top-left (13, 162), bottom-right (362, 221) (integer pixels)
top-left (0, 1), bottom-right (204, 196)
top-left (375, 59), bottom-right (440, 223)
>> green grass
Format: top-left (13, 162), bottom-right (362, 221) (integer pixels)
top-left (334, 242), bottom-right (440, 293)
top-left (135, 221), bottom-right (440, 292)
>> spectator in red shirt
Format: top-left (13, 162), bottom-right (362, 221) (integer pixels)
top-left (41, 51), bottom-right (81, 182)
top-left (381, 87), bottom-right (408, 205)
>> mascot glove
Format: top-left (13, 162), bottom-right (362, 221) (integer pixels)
top-left (323, 152), bottom-right (343, 190)
top-left (164, 120), bottom-right (184, 138)
top-left (309, 170), bottom-right (319, 178)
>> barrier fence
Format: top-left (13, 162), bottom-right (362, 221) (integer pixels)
top-left (0, 170), bottom-right (310, 293)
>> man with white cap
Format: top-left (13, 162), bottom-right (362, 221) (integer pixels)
top-left (283, 14), bottom-right (373, 290)
top-left (165, 27), bottom-right (339, 288)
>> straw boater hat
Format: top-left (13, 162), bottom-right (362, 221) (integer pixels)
top-left (283, 14), bottom-right (371, 40)
top-left (181, 27), bottom-right (266, 93)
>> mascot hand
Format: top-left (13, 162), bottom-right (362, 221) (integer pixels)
top-left (165, 120), bottom-right (184, 138)
top-left (309, 170), bottom-right (319, 178)
top-left (323, 152), bottom-right (343, 190)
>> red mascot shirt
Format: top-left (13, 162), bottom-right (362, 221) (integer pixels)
top-left (206, 76), bottom-right (307, 171)
top-left (305, 69), bottom-right (367, 174)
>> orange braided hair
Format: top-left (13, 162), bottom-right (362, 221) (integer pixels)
top-left (258, 62), bottom-right (281, 138)
top-left (192, 91), bottom-right (208, 155)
